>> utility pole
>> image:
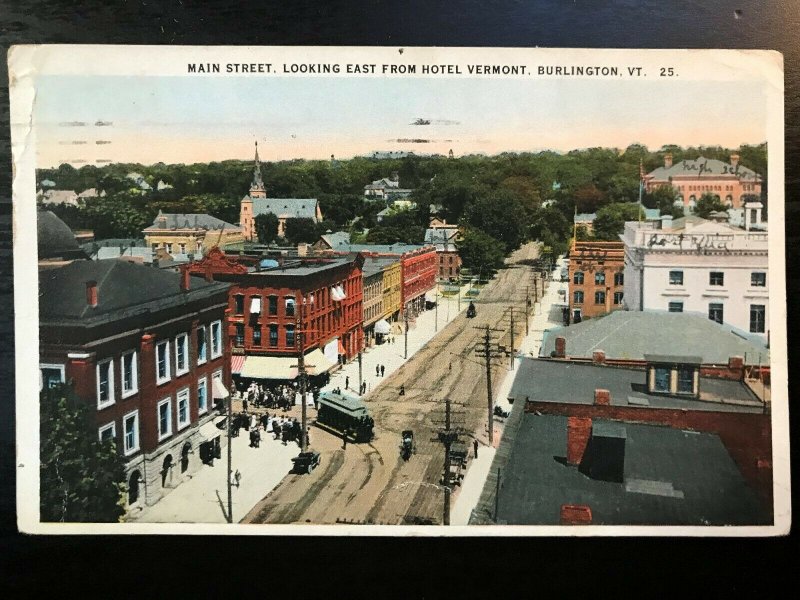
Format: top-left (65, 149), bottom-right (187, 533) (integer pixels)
top-left (296, 321), bottom-right (308, 451)
top-left (509, 306), bottom-right (515, 370)
top-left (435, 281), bottom-right (439, 332)
top-left (404, 307), bottom-right (409, 360)
top-left (483, 325), bottom-right (494, 446)
top-left (434, 398), bottom-right (462, 526)
top-left (525, 285), bottom-right (530, 335)
top-left (358, 350), bottom-right (363, 394)
top-left (226, 388), bottom-right (233, 523)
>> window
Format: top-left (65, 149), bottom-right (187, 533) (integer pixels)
top-left (175, 333), bottom-right (189, 376)
top-left (252, 325), bottom-right (262, 346)
top-left (197, 241), bottom-right (203, 255)
top-left (179, 243), bottom-right (186, 254)
top-left (123, 410), bottom-right (140, 455)
top-left (198, 377), bottom-right (208, 414)
top-left (677, 367), bottom-right (694, 394)
top-left (98, 422), bottom-right (116, 443)
top-left (669, 271), bottom-right (683, 285)
top-left (234, 294), bottom-right (245, 315)
top-left (166, 243), bottom-right (173, 253)
top-left (210, 320), bottom-right (222, 358)
top-left (121, 350), bottom-right (138, 398)
top-left (250, 296), bottom-right (262, 314)
top-left (197, 326), bottom-right (207, 364)
top-left (709, 271), bottom-right (724, 286)
top-left (654, 367), bottom-right (670, 392)
top-left (613, 291), bottom-right (624, 305)
top-left (668, 301), bottom-right (684, 313)
top-left (573, 271), bottom-right (584, 285)
top-left (750, 305), bottom-right (766, 333)
top-left (285, 296), bottom-right (296, 317)
top-left (156, 340), bottom-right (170, 384)
top-left (751, 272), bottom-right (767, 287)
top-left (285, 324), bottom-right (295, 347)
top-left (151, 243), bottom-right (159, 251)
top-left (97, 358), bottom-right (114, 408)
top-left (157, 398), bottom-right (172, 441)
top-left (595, 272), bottom-right (605, 286)
top-left (708, 303), bottom-right (724, 324)
top-left (40, 364), bottom-right (65, 389)
top-left (268, 296), bottom-right (278, 315)
top-left (177, 388), bottom-right (190, 430)
top-left (234, 324), bottom-right (245, 347)
top-left (573, 291), bottom-right (584, 304)
top-left (269, 324), bottom-right (279, 347)
top-left (613, 272), bottom-right (624, 286)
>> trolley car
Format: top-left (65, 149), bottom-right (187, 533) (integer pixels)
top-left (315, 390), bottom-right (375, 443)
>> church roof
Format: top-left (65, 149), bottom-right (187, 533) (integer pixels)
top-left (647, 157), bottom-right (760, 181)
top-left (247, 197), bottom-right (320, 221)
top-left (143, 212), bottom-right (241, 232)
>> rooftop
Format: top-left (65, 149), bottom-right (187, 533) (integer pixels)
top-left (647, 156), bottom-right (761, 181)
top-left (361, 255), bottom-right (401, 276)
top-left (143, 212), bottom-right (241, 232)
top-left (510, 358), bottom-right (763, 412)
top-left (246, 197), bottom-right (319, 221)
top-left (39, 259), bottom-right (230, 326)
top-left (540, 311), bottom-right (769, 364)
top-left (495, 413), bottom-right (769, 525)
top-left (328, 241), bottom-right (431, 255)
top-left (37, 211), bottom-right (87, 260)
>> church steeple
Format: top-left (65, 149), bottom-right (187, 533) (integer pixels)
top-left (249, 140), bottom-right (266, 197)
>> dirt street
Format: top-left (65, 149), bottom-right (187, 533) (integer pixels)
top-left (243, 243), bottom-right (543, 525)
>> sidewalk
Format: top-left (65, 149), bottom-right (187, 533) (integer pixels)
top-left (323, 283), bottom-right (472, 397)
top-left (451, 257), bottom-right (567, 524)
top-left (129, 424), bottom-right (299, 523)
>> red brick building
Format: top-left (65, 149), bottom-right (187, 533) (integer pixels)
top-left (187, 247), bottom-right (364, 382)
top-left (567, 241), bottom-right (625, 322)
top-left (39, 259), bottom-right (232, 510)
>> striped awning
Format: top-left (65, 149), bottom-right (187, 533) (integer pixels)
top-left (231, 355), bottom-right (246, 374)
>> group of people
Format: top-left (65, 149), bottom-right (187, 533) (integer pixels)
top-left (240, 411), bottom-right (307, 448)
top-left (241, 381), bottom-right (320, 412)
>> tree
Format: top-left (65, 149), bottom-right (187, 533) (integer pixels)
top-left (283, 217), bottom-right (320, 245)
top-left (592, 203), bottom-right (642, 241)
top-left (462, 191), bottom-right (527, 253)
top-left (40, 384), bottom-right (127, 522)
top-left (457, 228), bottom-right (506, 274)
top-left (695, 193), bottom-right (727, 218)
top-left (254, 213), bottom-right (279, 244)
top-left (643, 185), bottom-right (683, 218)
top-left (575, 225), bottom-right (591, 241)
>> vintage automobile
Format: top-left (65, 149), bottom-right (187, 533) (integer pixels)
top-left (291, 450), bottom-right (322, 474)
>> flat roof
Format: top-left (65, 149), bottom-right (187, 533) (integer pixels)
top-left (510, 358), bottom-right (763, 412)
top-left (495, 414), bottom-right (770, 525)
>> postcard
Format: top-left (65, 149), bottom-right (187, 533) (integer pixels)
top-left (9, 45), bottom-right (788, 535)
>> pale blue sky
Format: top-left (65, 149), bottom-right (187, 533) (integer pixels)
top-left (34, 75), bottom-right (767, 167)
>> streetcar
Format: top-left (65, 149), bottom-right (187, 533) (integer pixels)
top-left (466, 301), bottom-right (477, 318)
top-left (315, 390), bottom-right (375, 443)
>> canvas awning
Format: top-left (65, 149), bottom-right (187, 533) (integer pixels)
top-left (240, 355), bottom-right (299, 380)
top-left (212, 377), bottom-right (230, 400)
top-left (231, 355), bottom-right (246, 374)
top-left (304, 348), bottom-right (338, 375)
top-left (374, 319), bottom-right (391, 335)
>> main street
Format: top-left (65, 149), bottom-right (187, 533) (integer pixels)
top-left (244, 242), bottom-right (544, 525)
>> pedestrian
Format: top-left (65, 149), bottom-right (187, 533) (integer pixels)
top-left (345, 376), bottom-right (349, 390)
top-left (449, 362), bottom-right (452, 372)
top-left (473, 439), bottom-right (479, 459)
top-left (234, 469), bottom-right (241, 488)
top-left (342, 427), bottom-right (348, 450)
top-left (380, 364), bottom-right (385, 377)
top-left (376, 365), bottom-right (380, 377)
top-left (242, 398), bottom-right (248, 413)
top-left (399, 384), bottom-right (405, 396)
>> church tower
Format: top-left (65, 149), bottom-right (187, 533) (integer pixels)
top-left (249, 141), bottom-right (266, 198)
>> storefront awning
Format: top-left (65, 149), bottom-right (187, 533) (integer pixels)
top-left (374, 319), bottom-right (391, 335)
top-left (198, 414), bottom-right (226, 440)
top-left (240, 355), bottom-right (299, 380)
top-left (304, 348), bottom-right (338, 375)
top-left (231, 355), bottom-right (246, 374)
top-left (212, 377), bottom-right (230, 400)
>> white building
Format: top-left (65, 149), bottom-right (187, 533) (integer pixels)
top-left (622, 215), bottom-right (769, 341)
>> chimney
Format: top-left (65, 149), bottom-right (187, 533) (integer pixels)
top-left (560, 504), bottom-right (593, 525)
top-left (567, 416), bottom-right (592, 465)
top-left (730, 153), bottom-right (740, 169)
top-left (85, 280), bottom-right (98, 307)
top-left (594, 389), bottom-right (611, 406)
top-left (180, 267), bottom-right (191, 291)
top-left (664, 153), bottom-right (673, 169)
top-left (592, 350), bottom-right (606, 365)
top-left (554, 336), bottom-right (566, 358)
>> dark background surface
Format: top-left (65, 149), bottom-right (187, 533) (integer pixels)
top-left (0, 0), bottom-right (797, 594)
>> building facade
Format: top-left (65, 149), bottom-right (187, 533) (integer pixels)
top-left (622, 216), bottom-right (769, 340)
top-left (239, 143), bottom-right (322, 240)
top-left (143, 211), bottom-right (245, 258)
top-left (567, 241), bottom-right (626, 322)
top-left (644, 154), bottom-right (763, 211)
top-left (187, 248), bottom-right (365, 382)
top-left (39, 259), bottom-right (232, 511)
top-left (425, 226), bottom-right (461, 281)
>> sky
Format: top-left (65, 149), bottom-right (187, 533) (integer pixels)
top-left (33, 75), bottom-right (768, 167)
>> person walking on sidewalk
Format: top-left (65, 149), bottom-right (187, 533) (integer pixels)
top-left (473, 439), bottom-right (479, 459)
top-left (380, 364), bottom-right (385, 377)
top-left (342, 427), bottom-right (349, 450)
top-left (345, 376), bottom-right (349, 390)
top-left (376, 365), bottom-right (380, 377)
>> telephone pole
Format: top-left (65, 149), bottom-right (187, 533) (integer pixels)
top-left (226, 387), bottom-right (232, 523)
top-left (525, 285), bottom-right (530, 334)
top-left (432, 398), bottom-right (465, 526)
top-left (358, 350), bottom-right (363, 393)
top-left (474, 324), bottom-right (503, 447)
top-left (404, 307), bottom-right (409, 360)
top-left (509, 306), bottom-right (515, 370)
top-left (296, 324), bottom-right (308, 451)
top-left (435, 281), bottom-right (439, 332)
